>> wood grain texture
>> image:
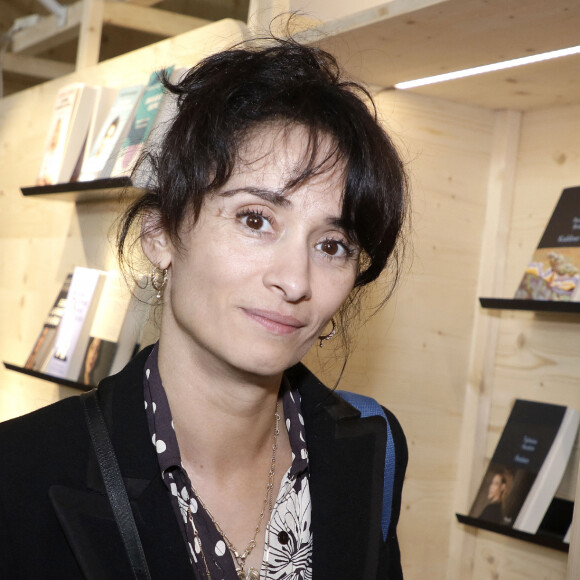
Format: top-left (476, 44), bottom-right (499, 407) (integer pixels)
top-left (299, 0), bottom-right (580, 110)
top-left (305, 89), bottom-right (496, 580)
top-left (0, 19), bottom-right (248, 422)
top-left (461, 103), bottom-right (580, 580)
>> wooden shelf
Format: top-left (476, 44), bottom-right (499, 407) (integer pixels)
top-left (3, 362), bottom-right (92, 392)
top-left (456, 514), bottom-right (569, 553)
top-left (479, 298), bottom-right (580, 314)
top-left (301, 0), bottom-right (580, 110)
top-left (20, 177), bottom-right (138, 203)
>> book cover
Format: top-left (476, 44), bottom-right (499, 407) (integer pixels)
top-left (515, 187), bottom-right (580, 301)
top-left (36, 84), bottom-right (100, 186)
top-left (132, 67), bottom-right (185, 189)
top-left (57, 85), bottom-right (99, 184)
top-left (110, 67), bottom-right (174, 178)
top-left (108, 275), bottom-right (151, 375)
top-left (44, 267), bottom-right (106, 380)
top-left (468, 399), bottom-right (579, 536)
top-left (36, 84), bottom-right (82, 186)
top-left (76, 271), bottom-right (132, 386)
top-left (24, 273), bottom-right (73, 371)
top-left (74, 86), bottom-right (119, 182)
top-left (78, 84), bottom-right (144, 182)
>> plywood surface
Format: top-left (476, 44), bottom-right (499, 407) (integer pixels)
top-left (305, 90), bottom-right (495, 580)
top-left (301, 0), bottom-right (580, 110)
top-left (459, 103), bottom-right (580, 580)
top-left (0, 19), bottom-right (248, 422)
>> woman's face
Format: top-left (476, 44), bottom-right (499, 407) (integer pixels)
top-left (488, 474), bottom-right (505, 503)
top-left (147, 125), bottom-right (359, 379)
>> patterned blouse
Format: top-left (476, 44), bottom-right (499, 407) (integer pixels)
top-left (143, 344), bottom-right (313, 579)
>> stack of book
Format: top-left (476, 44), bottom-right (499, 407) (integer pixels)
top-left (35, 66), bottom-right (179, 188)
top-left (25, 268), bottom-right (153, 387)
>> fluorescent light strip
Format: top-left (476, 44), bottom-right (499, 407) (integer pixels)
top-left (395, 45), bottom-right (580, 90)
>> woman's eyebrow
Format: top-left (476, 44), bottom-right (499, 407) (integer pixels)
top-left (218, 187), bottom-right (291, 207)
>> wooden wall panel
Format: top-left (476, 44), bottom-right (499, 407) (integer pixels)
top-left (0, 19), bottom-right (247, 422)
top-left (461, 105), bottom-right (580, 579)
top-left (471, 531), bottom-right (566, 579)
top-left (305, 90), bottom-right (496, 580)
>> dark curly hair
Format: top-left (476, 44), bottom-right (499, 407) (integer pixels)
top-left (118, 35), bottom-right (408, 313)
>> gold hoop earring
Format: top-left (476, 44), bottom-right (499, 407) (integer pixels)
top-left (318, 318), bottom-right (337, 348)
top-left (151, 266), bottom-right (168, 299)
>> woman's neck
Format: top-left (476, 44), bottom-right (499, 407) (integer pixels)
top-left (157, 335), bottom-right (285, 478)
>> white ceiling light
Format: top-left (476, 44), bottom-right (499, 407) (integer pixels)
top-left (395, 45), bottom-right (580, 90)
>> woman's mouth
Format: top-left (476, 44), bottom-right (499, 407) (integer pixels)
top-left (242, 308), bottom-right (305, 335)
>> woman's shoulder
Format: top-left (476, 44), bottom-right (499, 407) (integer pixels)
top-left (0, 394), bottom-right (81, 436)
top-left (0, 395), bottom-right (88, 488)
top-left (286, 363), bottom-right (407, 458)
top-left (335, 389), bottom-right (407, 460)
top-left (0, 395), bottom-right (83, 451)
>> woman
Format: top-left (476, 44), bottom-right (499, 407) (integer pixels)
top-left (0, 37), bottom-right (408, 579)
top-left (479, 469), bottom-right (509, 525)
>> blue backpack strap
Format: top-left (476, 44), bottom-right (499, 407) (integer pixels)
top-left (336, 391), bottom-right (395, 541)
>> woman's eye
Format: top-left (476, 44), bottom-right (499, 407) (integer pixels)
top-left (317, 238), bottom-right (352, 258)
top-left (237, 209), bottom-right (273, 233)
top-left (321, 240), bottom-right (341, 255)
top-left (245, 213), bottom-right (264, 230)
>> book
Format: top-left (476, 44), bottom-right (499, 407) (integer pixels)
top-left (36, 83), bottom-right (98, 186)
top-left (77, 273), bottom-right (149, 386)
top-left (110, 67), bottom-right (174, 179)
top-left (74, 86), bottom-right (120, 182)
top-left (108, 275), bottom-right (151, 375)
top-left (78, 84), bottom-right (144, 182)
top-left (24, 273), bottom-right (73, 372)
top-left (514, 186), bottom-right (580, 301)
top-left (76, 271), bottom-right (131, 386)
top-left (133, 67), bottom-right (186, 188)
top-left (468, 399), bottom-right (580, 538)
top-left (44, 267), bottom-right (107, 381)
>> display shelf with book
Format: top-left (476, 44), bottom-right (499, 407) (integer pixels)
top-left (5, 269), bottom-right (155, 392)
top-left (20, 177), bottom-right (139, 203)
top-left (2, 362), bottom-right (92, 392)
top-left (461, 399), bottom-right (579, 556)
top-left (479, 298), bottom-right (580, 314)
top-left (455, 513), bottom-right (569, 553)
top-left (480, 187), bottom-right (580, 315)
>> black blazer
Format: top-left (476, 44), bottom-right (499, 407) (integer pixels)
top-left (0, 347), bottom-right (407, 579)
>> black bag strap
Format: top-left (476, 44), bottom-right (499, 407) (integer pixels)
top-left (80, 390), bottom-right (152, 580)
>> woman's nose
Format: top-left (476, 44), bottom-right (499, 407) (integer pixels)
top-left (263, 241), bottom-right (312, 303)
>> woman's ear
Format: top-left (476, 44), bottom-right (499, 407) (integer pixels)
top-left (141, 211), bottom-right (172, 269)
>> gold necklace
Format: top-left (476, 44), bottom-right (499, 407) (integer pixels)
top-left (187, 405), bottom-right (280, 580)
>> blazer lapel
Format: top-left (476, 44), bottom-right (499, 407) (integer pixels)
top-left (50, 347), bottom-right (194, 579)
top-left (289, 364), bottom-right (387, 580)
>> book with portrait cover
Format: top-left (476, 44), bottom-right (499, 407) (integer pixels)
top-left (75, 86), bottom-right (119, 181)
top-left (44, 267), bottom-right (107, 381)
top-left (514, 186), bottom-right (580, 301)
top-left (77, 273), bottom-right (149, 386)
top-left (36, 83), bottom-right (98, 186)
top-left (468, 399), bottom-right (579, 537)
top-left (78, 84), bottom-right (144, 182)
top-left (110, 67), bottom-right (174, 178)
top-left (24, 273), bottom-right (73, 372)
top-left (76, 271), bottom-right (129, 387)
top-left (108, 275), bottom-right (150, 375)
